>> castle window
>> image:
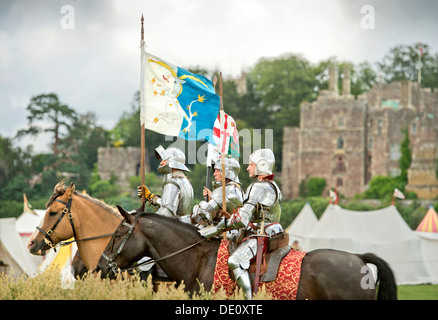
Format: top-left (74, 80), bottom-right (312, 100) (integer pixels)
top-left (335, 156), bottom-right (346, 172)
top-left (377, 120), bottom-right (383, 135)
top-left (389, 168), bottom-right (401, 177)
top-left (336, 178), bottom-right (343, 186)
top-left (411, 122), bottom-right (417, 135)
top-left (368, 135), bottom-right (373, 149)
top-left (336, 136), bottom-right (344, 149)
top-left (390, 144), bottom-right (401, 160)
top-left (338, 116), bottom-right (345, 127)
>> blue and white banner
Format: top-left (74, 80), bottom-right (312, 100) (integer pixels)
top-left (140, 51), bottom-right (219, 143)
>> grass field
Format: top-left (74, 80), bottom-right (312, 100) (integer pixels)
top-left (397, 284), bottom-right (438, 300)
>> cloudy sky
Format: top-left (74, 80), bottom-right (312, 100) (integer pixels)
top-left (1, 0), bottom-right (437, 153)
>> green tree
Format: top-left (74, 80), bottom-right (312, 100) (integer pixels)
top-left (399, 128), bottom-right (412, 184)
top-left (358, 176), bottom-right (397, 200)
top-left (245, 54), bottom-right (318, 170)
top-left (378, 43), bottom-right (438, 90)
top-left (0, 135), bottom-right (32, 190)
top-left (58, 112), bottom-right (109, 187)
top-left (298, 177), bottom-right (327, 197)
top-left (350, 61), bottom-right (378, 96)
top-left (313, 59), bottom-right (377, 97)
top-left (306, 178), bottom-right (327, 197)
top-left (16, 93), bottom-right (78, 168)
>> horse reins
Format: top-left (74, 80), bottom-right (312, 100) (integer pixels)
top-left (36, 197), bottom-right (114, 251)
top-left (101, 213), bottom-right (206, 275)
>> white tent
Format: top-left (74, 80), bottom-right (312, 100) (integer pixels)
top-left (285, 203), bottom-right (318, 249)
top-left (415, 231), bottom-right (438, 284)
top-left (301, 204), bottom-right (437, 285)
top-left (0, 218), bottom-right (42, 278)
top-left (15, 209), bottom-right (46, 237)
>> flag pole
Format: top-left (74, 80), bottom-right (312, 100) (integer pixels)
top-left (140, 14), bottom-right (146, 208)
top-left (219, 72), bottom-right (227, 241)
top-left (205, 76), bottom-right (218, 202)
top-left (418, 46), bottom-right (422, 85)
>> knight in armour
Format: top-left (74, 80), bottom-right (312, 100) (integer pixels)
top-left (198, 149), bottom-right (283, 300)
top-left (137, 145), bottom-right (194, 223)
top-left (192, 157), bottom-right (244, 227)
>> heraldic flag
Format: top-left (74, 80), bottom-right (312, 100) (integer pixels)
top-left (206, 113), bottom-right (240, 166)
top-left (140, 51), bottom-right (220, 143)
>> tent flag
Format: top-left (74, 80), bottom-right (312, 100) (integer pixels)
top-left (393, 188), bottom-right (405, 199)
top-left (140, 51), bottom-right (220, 143)
top-left (416, 205), bottom-right (438, 233)
top-left (392, 188), bottom-right (405, 205)
top-left (206, 113), bottom-right (240, 166)
top-left (23, 193), bottom-right (37, 215)
top-left (328, 189), bottom-right (337, 204)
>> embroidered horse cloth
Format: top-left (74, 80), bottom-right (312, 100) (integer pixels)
top-left (212, 240), bottom-right (306, 300)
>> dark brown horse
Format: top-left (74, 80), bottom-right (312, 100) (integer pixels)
top-left (95, 208), bottom-right (398, 300)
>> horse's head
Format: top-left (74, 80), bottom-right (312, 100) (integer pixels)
top-left (28, 182), bottom-right (77, 256)
top-left (94, 206), bottom-right (149, 279)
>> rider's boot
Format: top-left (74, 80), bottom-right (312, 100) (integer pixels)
top-left (232, 267), bottom-right (252, 300)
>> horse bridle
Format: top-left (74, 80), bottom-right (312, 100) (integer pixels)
top-left (37, 198), bottom-right (76, 250)
top-left (101, 216), bottom-right (139, 275)
top-left (36, 196), bottom-right (114, 251)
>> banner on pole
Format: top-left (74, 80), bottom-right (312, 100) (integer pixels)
top-left (140, 51), bottom-right (220, 143)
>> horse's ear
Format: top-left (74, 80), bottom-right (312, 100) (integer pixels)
top-left (116, 205), bottom-right (130, 221)
top-left (65, 183), bottom-right (75, 199)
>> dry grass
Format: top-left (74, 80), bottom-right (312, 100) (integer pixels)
top-left (0, 268), bottom-right (273, 300)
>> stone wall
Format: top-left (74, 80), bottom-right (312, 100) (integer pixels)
top-left (97, 146), bottom-right (150, 188)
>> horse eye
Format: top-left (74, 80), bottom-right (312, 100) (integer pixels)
top-left (49, 211), bottom-right (58, 216)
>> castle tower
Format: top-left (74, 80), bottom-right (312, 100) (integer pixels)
top-left (328, 65), bottom-right (338, 95)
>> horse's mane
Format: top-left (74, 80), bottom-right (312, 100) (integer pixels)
top-left (46, 181), bottom-right (121, 218)
top-left (132, 210), bottom-right (203, 239)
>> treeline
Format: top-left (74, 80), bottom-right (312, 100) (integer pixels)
top-left (0, 42), bottom-right (437, 223)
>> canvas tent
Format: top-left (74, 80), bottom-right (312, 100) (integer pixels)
top-left (301, 204), bottom-right (438, 285)
top-left (0, 218), bottom-right (42, 278)
top-left (416, 206), bottom-right (438, 233)
top-left (415, 231), bottom-right (438, 284)
top-left (285, 203), bottom-right (318, 249)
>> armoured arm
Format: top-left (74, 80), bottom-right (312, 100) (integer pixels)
top-left (193, 184), bottom-right (244, 226)
top-left (198, 203), bottom-right (255, 239)
top-left (192, 200), bottom-right (220, 225)
top-left (155, 181), bottom-right (181, 218)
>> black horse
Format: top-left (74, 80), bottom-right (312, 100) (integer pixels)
top-left (94, 207), bottom-right (397, 300)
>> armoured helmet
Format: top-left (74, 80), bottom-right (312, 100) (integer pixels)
top-left (249, 148), bottom-right (275, 176)
top-left (212, 157), bottom-right (240, 183)
top-left (155, 145), bottom-right (190, 174)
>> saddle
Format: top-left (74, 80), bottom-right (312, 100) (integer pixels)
top-left (227, 231), bottom-right (292, 282)
top-left (213, 232), bottom-right (306, 299)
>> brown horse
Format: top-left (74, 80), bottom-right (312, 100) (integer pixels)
top-left (95, 208), bottom-right (398, 300)
top-left (28, 182), bottom-right (123, 272)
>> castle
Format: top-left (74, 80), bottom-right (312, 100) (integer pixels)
top-left (97, 146), bottom-right (150, 188)
top-left (281, 66), bottom-right (438, 199)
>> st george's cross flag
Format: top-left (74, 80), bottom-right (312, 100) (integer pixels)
top-left (206, 112), bottom-right (240, 166)
top-left (140, 51), bottom-right (220, 143)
